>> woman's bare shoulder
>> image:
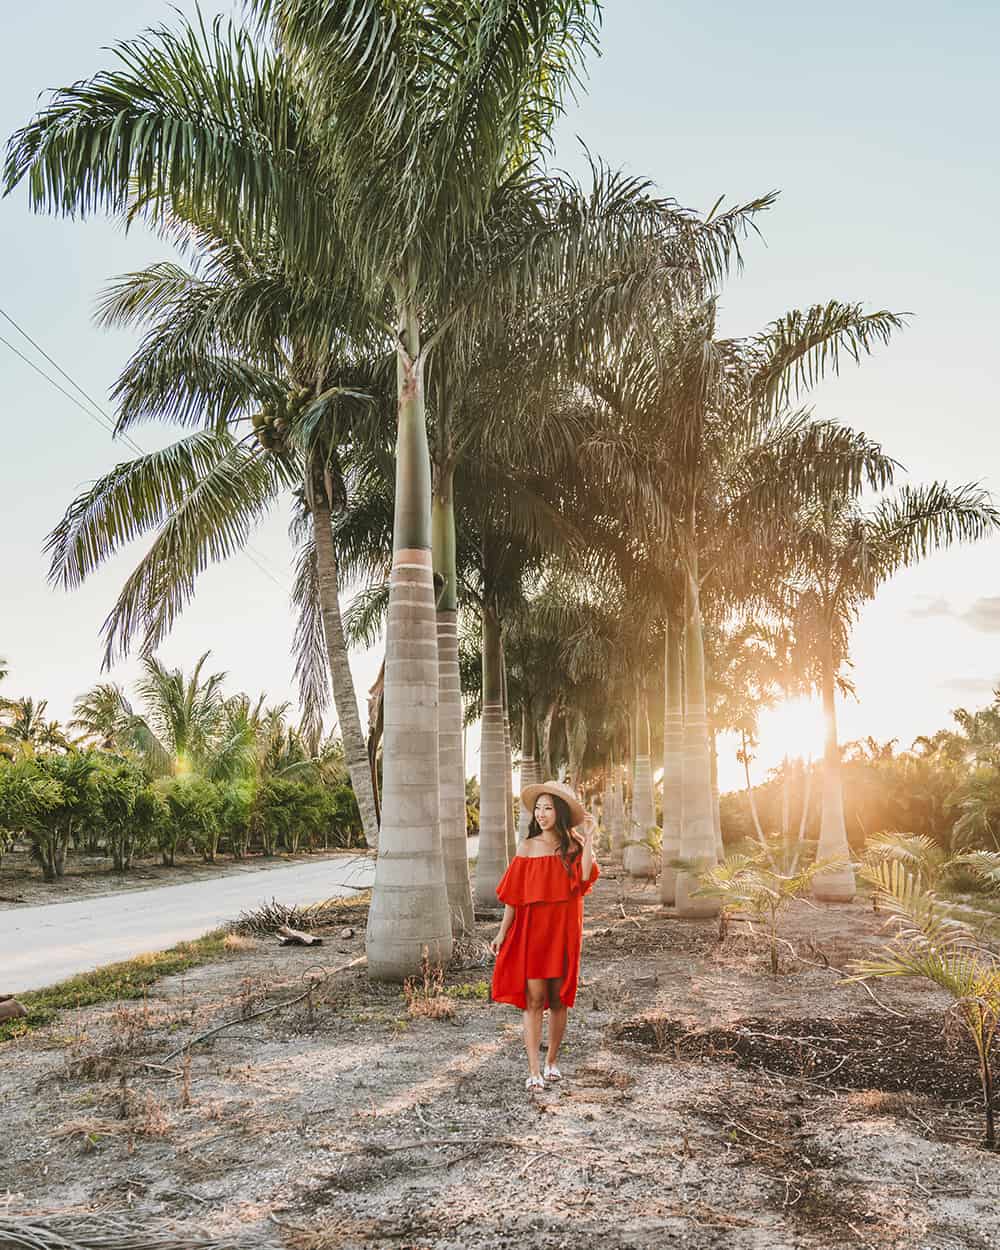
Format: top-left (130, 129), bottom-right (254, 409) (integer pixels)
top-left (516, 839), bottom-right (544, 858)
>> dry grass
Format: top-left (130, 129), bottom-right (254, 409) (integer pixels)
top-left (223, 933), bottom-right (257, 953)
top-left (403, 955), bottom-right (456, 1022)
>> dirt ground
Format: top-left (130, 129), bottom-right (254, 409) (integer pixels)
top-left (0, 844), bottom-right (361, 911)
top-left (2, 869), bottom-right (998, 1250)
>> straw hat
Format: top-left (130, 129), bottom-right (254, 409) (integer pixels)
top-left (519, 779), bottom-right (586, 828)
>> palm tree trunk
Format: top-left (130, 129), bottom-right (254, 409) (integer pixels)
top-left (676, 545), bottom-right (720, 918)
top-left (518, 704), bottom-right (539, 839)
top-left (798, 757), bottom-right (813, 841)
top-left (710, 727), bottom-right (724, 860)
top-left (661, 618), bottom-right (683, 905)
top-left (538, 700), bottom-right (556, 780)
top-left (501, 645), bottom-right (516, 862)
top-left (813, 632), bottom-right (856, 901)
top-left (626, 683), bottom-right (657, 878)
top-left (475, 606), bottom-right (510, 910)
top-left (366, 306), bottom-right (452, 978)
top-left (431, 461), bottom-right (475, 936)
top-left (609, 753), bottom-right (625, 860)
top-left (741, 728), bottom-right (768, 851)
top-left (311, 494), bottom-right (380, 850)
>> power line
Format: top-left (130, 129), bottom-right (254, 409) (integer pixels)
top-left (0, 306), bottom-right (144, 456)
top-left (0, 312), bottom-right (291, 594)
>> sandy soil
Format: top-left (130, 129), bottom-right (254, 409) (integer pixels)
top-left (1, 870), bottom-right (998, 1250)
top-left (0, 844), bottom-right (365, 911)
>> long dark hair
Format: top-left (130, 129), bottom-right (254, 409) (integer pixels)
top-left (527, 793), bottom-right (581, 872)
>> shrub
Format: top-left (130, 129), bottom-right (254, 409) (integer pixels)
top-left (218, 780), bottom-right (254, 858)
top-left (0, 756), bottom-right (63, 871)
top-left (326, 783), bottom-right (362, 847)
top-left (848, 860), bottom-right (1000, 1148)
top-left (29, 751), bottom-right (99, 880)
top-left (156, 776), bottom-right (222, 864)
top-left (695, 844), bottom-right (844, 974)
top-left (94, 762), bottom-right (162, 872)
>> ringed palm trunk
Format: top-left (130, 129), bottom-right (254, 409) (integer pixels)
top-left (431, 461), bottom-right (474, 935)
top-left (710, 727), bottom-right (724, 860)
top-left (518, 705), bottom-right (540, 840)
top-left (311, 493), bottom-right (380, 849)
top-left (675, 546), bottom-right (720, 918)
top-left (661, 619), bottom-right (683, 905)
top-left (366, 308), bottom-right (452, 979)
top-left (609, 753), bottom-right (625, 861)
top-left (501, 647), bottom-right (516, 862)
top-left (626, 684), bottom-right (657, 879)
top-left (813, 633), bottom-right (857, 901)
top-left (475, 606), bottom-right (510, 910)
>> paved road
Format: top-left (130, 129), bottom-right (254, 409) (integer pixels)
top-left (2, 838), bottom-right (478, 995)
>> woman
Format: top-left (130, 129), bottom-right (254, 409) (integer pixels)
top-left (490, 780), bottom-right (600, 1090)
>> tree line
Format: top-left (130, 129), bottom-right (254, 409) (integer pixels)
top-left (0, 654), bottom-right (362, 878)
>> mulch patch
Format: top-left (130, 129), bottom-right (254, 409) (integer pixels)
top-left (613, 1011), bottom-right (993, 1103)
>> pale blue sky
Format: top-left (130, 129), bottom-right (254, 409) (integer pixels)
top-left (2, 2), bottom-right (998, 790)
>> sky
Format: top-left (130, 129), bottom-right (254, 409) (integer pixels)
top-left (1, 1), bottom-right (999, 794)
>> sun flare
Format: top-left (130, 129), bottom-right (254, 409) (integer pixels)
top-left (756, 699), bottom-right (825, 769)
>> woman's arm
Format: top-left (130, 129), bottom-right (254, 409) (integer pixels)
top-left (574, 813), bottom-right (598, 878)
top-left (490, 904), bottom-right (516, 955)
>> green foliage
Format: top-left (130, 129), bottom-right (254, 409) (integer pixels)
top-left (695, 843), bottom-right (842, 974)
top-left (29, 751), bottom-right (100, 880)
top-left (847, 860), bottom-right (1000, 1147)
top-left (625, 825), bottom-right (662, 854)
top-left (464, 775), bottom-right (480, 836)
top-left (0, 755), bottom-right (63, 868)
top-left (445, 981), bottom-right (489, 1000)
top-left (218, 779), bottom-right (254, 858)
top-left (94, 760), bottom-right (163, 872)
top-left (155, 775), bottom-right (221, 864)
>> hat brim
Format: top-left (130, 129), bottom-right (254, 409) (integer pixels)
top-left (519, 781), bottom-right (586, 829)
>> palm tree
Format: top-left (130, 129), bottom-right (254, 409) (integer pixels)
top-left (48, 212), bottom-right (385, 848)
top-left (0, 698), bottom-right (70, 753)
top-left (785, 484), bottom-right (1000, 900)
top-left (75, 653), bottom-right (253, 782)
top-left (6, 3), bottom-right (767, 976)
top-left (586, 296), bottom-right (904, 914)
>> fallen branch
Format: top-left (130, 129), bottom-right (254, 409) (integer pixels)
top-left (0, 1213), bottom-right (247, 1250)
top-left (724, 1120), bottom-right (782, 1150)
top-left (763, 930), bottom-right (909, 1019)
top-left (162, 956), bottom-right (364, 1063)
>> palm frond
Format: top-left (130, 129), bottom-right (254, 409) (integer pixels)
top-left (749, 301), bottom-right (907, 411)
top-left (857, 859), bottom-right (974, 951)
top-left (290, 532), bottom-right (329, 747)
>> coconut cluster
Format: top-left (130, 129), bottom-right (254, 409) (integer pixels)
top-left (251, 386), bottom-right (313, 451)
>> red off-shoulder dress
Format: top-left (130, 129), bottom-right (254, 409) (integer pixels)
top-left (491, 852), bottom-right (600, 1010)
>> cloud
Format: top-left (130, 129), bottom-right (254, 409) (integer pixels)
top-left (940, 675), bottom-right (1000, 694)
top-left (908, 596), bottom-right (953, 620)
top-left (908, 596), bottom-right (1000, 633)
top-left (963, 597), bottom-right (1000, 633)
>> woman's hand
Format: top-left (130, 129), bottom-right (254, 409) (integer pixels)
top-left (489, 930), bottom-right (505, 955)
top-left (570, 814), bottom-right (596, 846)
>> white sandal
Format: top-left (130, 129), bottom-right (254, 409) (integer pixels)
top-left (543, 1063), bottom-right (562, 1082)
top-left (525, 1074), bottom-right (545, 1091)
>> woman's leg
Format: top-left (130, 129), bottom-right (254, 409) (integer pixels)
top-left (523, 980), bottom-right (548, 1078)
top-left (544, 977), bottom-right (567, 1066)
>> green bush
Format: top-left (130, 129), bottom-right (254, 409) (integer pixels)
top-left (326, 782), bottom-right (362, 847)
top-left (29, 751), bottom-right (100, 880)
top-left (156, 775), bottom-right (222, 864)
top-left (94, 761), bottom-right (163, 872)
top-left (219, 779), bottom-right (254, 858)
top-left (0, 756), bottom-right (63, 871)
